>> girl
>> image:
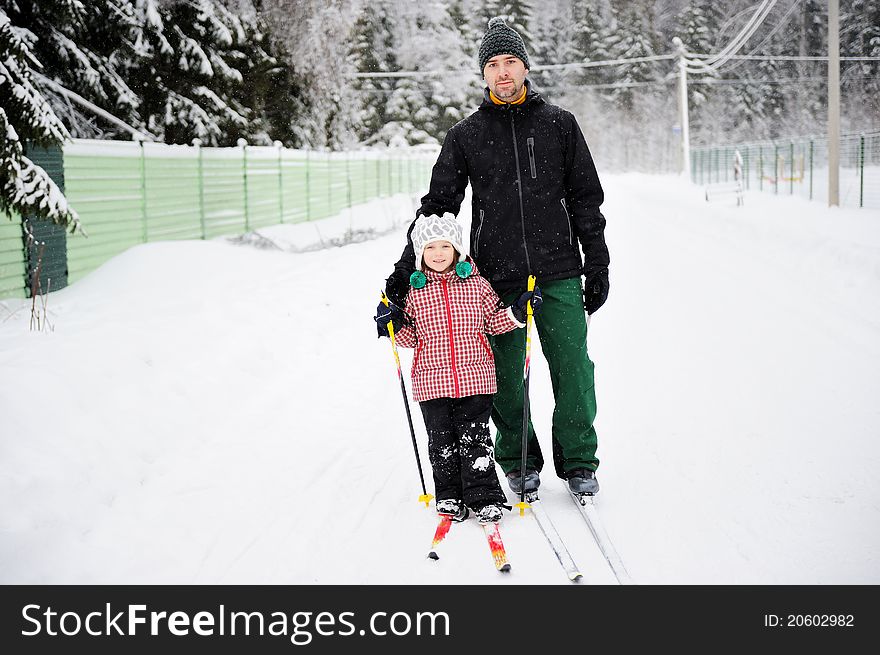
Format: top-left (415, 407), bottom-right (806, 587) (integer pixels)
top-left (376, 214), bottom-right (541, 523)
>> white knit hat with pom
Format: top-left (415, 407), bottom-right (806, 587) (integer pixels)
top-left (411, 213), bottom-right (467, 270)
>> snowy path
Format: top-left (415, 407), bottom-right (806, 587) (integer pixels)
top-left (1, 176), bottom-right (878, 584)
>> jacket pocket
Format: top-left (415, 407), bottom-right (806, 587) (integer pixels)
top-left (413, 341), bottom-right (425, 371)
top-left (527, 137), bottom-right (537, 179)
top-left (473, 209), bottom-right (485, 258)
top-left (477, 333), bottom-right (494, 361)
top-left (560, 198), bottom-right (573, 246)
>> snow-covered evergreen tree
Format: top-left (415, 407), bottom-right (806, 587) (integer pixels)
top-left (381, 1), bottom-right (477, 146)
top-left (350, 1), bottom-right (399, 143)
top-left (1, 0), bottom-right (141, 140)
top-left (842, 0), bottom-right (880, 130)
top-left (0, 9), bottom-right (79, 230)
top-left (605, 0), bottom-right (659, 112)
top-left (571, 0), bottom-right (612, 86)
top-left (124, 0), bottom-right (252, 145)
top-left (260, 0), bottom-right (361, 149)
top-left (529, 0), bottom-right (577, 102)
top-left (674, 1), bottom-right (722, 142)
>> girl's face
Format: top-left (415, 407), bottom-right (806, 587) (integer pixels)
top-left (423, 240), bottom-right (456, 273)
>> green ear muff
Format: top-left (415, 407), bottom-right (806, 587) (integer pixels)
top-left (455, 261), bottom-right (473, 279)
top-left (409, 270), bottom-right (427, 288)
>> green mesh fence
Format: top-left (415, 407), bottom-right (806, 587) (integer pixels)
top-left (60, 140), bottom-right (436, 286)
top-left (691, 132), bottom-right (880, 209)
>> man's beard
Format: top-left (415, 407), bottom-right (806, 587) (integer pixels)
top-left (494, 81), bottom-right (520, 99)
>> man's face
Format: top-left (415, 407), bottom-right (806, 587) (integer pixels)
top-left (483, 54), bottom-right (528, 101)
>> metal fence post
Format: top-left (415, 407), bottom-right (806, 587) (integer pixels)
top-left (239, 139), bottom-right (250, 232)
top-left (759, 146), bottom-right (763, 192)
top-left (790, 141), bottom-right (795, 195)
top-left (277, 141), bottom-right (284, 223)
top-left (860, 134), bottom-right (866, 208)
top-left (138, 139), bottom-right (148, 243)
top-left (346, 151), bottom-right (352, 210)
top-left (774, 143), bottom-right (779, 194)
top-left (195, 139), bottom-right (206, 239)
top-left (306, 148), bottom-right (311, 221)
top-left (809, 139), bottom-right (814, 200)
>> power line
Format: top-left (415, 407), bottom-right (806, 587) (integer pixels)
top-left (348, 74), bottom-right (878, 94)
top-left (349, 54), bottom-right (676, 78)
top-left (689, 54), bottom-right (880, 62)
top-left (532, 54), bottom-right (676, 72)
top-left (690, 0), bottom-right (778, 73)
top-left (350, 54), bottom-right (880, 79)
top-left (721, 0), bottom-right (802, 73)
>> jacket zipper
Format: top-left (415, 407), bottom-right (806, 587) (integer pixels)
top-left (560, 198), bottom-right (573, 245)
top-left (473, 209), bottom-right (485, 258)
top-left (527, 137), bottom-right (537, 179)
top-left (440, 278), bottom-right (461, 397)
top-left (509, 110), bottom-right (532, 274)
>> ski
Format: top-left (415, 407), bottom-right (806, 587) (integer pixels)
top-left (481, 522), bottom-right (512, 572)
top-left (427, 514), bottom-right (454, 560)
top-left (525, 492), bottom-right (583, 582)
top-left (567, 489), bottom-right (634, 585)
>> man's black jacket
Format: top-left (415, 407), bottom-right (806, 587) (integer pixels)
top-left (384, 80), bottom-right (609, 306)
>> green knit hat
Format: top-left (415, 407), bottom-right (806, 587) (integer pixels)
top-left (478, 17), bottom-right (530, 73)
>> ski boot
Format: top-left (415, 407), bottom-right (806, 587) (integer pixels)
top-left (436, 498), bottom-right (469, 522)
top-left (475, 504), bottom-right (504, 524)
top-left (506, 469), bottom-right (540, 495)
top-left (566, 468), bottom-right (599, 496)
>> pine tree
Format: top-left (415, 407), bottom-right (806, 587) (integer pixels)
top-left (0, 9), bottom-right (79, 230)
top-left (605, 0), bottom-right (658, 112)
top-left (529, 0), bottom-right (577, 101)
top-left (1, 0), bottom-right (141, 139)
top-left (125, 0), bottom-right (252, 145)
top-left (571, 0), bottom-right (612, 86)
top-left (382, 1), bottom-right (476, 145)
top-left (677, 1), bottom-right (721, 139)
top-left (842, 0), bottom-right (880, 129)
top-left (350, 1), bottom-right (398, 143)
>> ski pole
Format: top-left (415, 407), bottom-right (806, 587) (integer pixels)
top-left (380, 292), bottom-right (433, 508)
top-left (515, 275), bottom-right (537, 517)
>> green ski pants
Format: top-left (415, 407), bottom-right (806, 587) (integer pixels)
top-left (490, 276), bottom-right (599, 478)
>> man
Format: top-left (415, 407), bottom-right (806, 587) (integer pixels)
top-left (377, 17), bottom-right (609, 496)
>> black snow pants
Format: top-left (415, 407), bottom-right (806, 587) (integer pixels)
top-left (419, 394), bottom-right (507, 510)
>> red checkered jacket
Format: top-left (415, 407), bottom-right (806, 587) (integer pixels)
top-left (394, 262), bottom-right (523, 402)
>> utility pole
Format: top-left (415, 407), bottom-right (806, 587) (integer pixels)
top-left (828, 0), bottom-right (840, 206)
top-left (672, 37), bottom-right (691, 178)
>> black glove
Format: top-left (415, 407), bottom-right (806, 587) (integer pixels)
top-left (374, 300), bottom-right (407, 338)
top-left (583, 268), bottom-right (609, 315)
top-left (511, 287), bottom-right (543, 323)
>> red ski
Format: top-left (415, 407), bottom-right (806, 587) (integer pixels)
top-left (427, 514), bottom-right (454, 560)
top-left (481, 522), bottom-right (512, 572)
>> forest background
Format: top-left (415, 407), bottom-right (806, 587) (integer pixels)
top-left (3, 0), bottom-right (879, 184)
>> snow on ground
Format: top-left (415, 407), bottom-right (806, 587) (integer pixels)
top-left (1, 177), bottom-right (878, 584)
